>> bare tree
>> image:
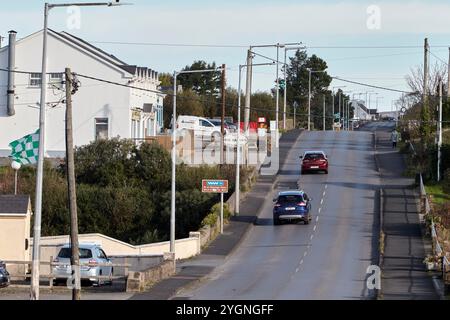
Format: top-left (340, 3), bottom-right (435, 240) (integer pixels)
top-left (406, 61), bottom-right (448, 98)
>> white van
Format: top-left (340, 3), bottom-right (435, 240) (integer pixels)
top-left (176, 115), bottom-right (226, 140)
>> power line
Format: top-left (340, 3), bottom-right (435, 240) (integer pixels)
top-left (90, 41), bottom-right (248, 48)
top-left (332, 76), bottom-right (413, 94)
top-left (429, 50), bottom-right (448, 66)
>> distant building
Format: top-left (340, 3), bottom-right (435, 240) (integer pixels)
top-left (350, 100), bottom-right (371, 121)
top-left (0, 29), bottom-right (164, 158)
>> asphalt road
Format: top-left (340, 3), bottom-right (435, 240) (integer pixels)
top-left (175, 128), bottom-right (381, 300)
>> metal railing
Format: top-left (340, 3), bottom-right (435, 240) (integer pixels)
top-left (2, 258), bottom-right (131, 288)
top-left (430, 221), bottom-right (450, 281)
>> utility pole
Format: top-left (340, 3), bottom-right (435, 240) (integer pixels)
top-left (275, 44), bottom-right (280, 147)
top-left (323, 95), bottom-right (326, 131)
top-left (338, 91), bottom-right (342, 129)
top-left (221, 64), bottom-right (226, 165)
top-left (423, 38), bottom-right (429, 110)
top-left (244, 49), bottom-right (253, 136)
top-left (308, 70), bottom-right (312, 131)
top-left (438, 78), bottom-right (443, 181)
top-left (283, 49), bottom-right (287, 130)
top-left (65, 68), bottom-right (81, 300)
top-left (447, 47), bottom-right (450, 99)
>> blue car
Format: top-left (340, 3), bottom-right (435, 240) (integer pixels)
top-left (273, 190), bottom-right (312, 225)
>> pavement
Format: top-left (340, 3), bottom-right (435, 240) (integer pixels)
top-left (131, 129), bottom-right (304, 300)
top-left (363, 121), bottom-right (439, 300)
top-left (172, 128), bottom-right (380, 300)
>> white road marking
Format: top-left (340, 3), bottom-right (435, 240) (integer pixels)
top-left (310, 234), bottom-right (314, 240)
top-left (316, 216), bottom-right (319, 222)
top-left (325, 184), bottom-right (328, 189)
top-left (300, 259), bottom-right (304, 265)
top-left (296, 267), bottom-right (300, 273)
top-left (318, 207), bottom-right (321, 213)
top-left (313, 225), bottom-right (317, 231)
top-left (303, 251), bottom-right (308, 257)
top-left (323, 191), bottom-right (326, 197)
top-left (320, 198), bottom-right (324, 205)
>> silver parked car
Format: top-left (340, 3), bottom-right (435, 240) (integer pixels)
top-left (52, 243), bottom-right (113, 286)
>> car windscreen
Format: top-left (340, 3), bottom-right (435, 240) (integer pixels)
top-left (58, 248), bottom-right (93, 259)
top-left (304, 153), bottom-right (325, 160)
top-left (277, 195), bottom-right (304, 203)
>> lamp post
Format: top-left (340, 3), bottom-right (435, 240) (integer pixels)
top-left (307, 69), bottom-right (326, 131)
top-left (11, 161), bottom-right (21, 195)
top-left (245, 43), bottom-right (302, 136)
top-left (171, 67), bottom-right (224, 253)
top-left (31, 0), bottom-right (124, 301)
top-left (332, 86), bottom-right (346, 130)
top-left (235, 62), bottom-right (274, 216)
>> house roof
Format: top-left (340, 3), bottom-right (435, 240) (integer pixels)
top-left (1, 29), bottom-right (158, 78)
top-left (0, 195), bottom-right (30, 215)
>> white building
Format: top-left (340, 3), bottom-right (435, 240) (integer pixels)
top-left (350, 100), bottom-right (371, 121)
top-left (0, 29), bottom-right (164, 158)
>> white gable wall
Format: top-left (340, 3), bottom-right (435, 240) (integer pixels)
top-left (0, 30), bottom-right (158, 157)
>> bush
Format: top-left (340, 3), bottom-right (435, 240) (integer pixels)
top-left (201, 202), bottom-right (231, 228)
top-left (443, 169), bottom-right (450, 194)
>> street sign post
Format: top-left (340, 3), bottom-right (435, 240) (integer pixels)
top-left (202, 180), bottom-right (229, 234)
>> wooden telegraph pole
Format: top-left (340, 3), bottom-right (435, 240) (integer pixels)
top-left (221, 64), bottom-right (226, 165)
top-left (65, 68), bottom-right (81, 300)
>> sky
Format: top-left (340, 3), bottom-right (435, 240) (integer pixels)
top-left (1, 0), bottom-right (450, 112)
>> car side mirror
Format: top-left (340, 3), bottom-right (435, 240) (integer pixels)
top-left (299, 156), bottom-right (303, 159)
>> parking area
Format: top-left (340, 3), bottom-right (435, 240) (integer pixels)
top-left (0, 279), bottom-right (132, 300)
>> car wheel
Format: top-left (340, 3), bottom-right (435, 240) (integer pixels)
top-left (273, 218), bottom-right (281, 225)
top-left (304, 219), bottom-right (310, 225)
top-left (324, 169), bottom-right (328, 174)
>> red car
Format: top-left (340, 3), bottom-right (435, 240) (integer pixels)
top-left (300, 151), bottom-right (328, 174)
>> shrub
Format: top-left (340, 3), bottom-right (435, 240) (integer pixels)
top-left (443, 169), bottom-right (450, 195)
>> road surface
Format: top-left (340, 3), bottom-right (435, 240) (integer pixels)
top-left (175, 127), bottom-right (381, 299)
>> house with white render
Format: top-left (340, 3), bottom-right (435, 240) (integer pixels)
top-left (0, 29), bottom-right (164, 158)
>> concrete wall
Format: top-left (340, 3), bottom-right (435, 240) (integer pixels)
top-left (126, 253), bottom-right (176, 292)
top-left (31, 233), bottom-right (200, 267)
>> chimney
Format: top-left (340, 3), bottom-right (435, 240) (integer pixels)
top-left (7, 30), bottom-right (17, 116)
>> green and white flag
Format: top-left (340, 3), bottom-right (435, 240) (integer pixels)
top-left (9, 129), bottom-right (40, 165)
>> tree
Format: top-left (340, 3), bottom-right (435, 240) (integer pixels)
top-left (158, 73), bottom-right (173, 87)
top-left (284, 50), bottom-right (332, 129)
top-left (163, 89), bottom-right (204, 128)
top-left (178, 60), bottom-right (221, 96)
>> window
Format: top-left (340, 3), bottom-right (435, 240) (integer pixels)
top-left (49, 73), bottom-right (63, 89)
top-left (29, 73), bottom-right (42, 87)
top-left (58, 248), bottom-right (93, 259)
top-left (95, 118), bottom-right (109, 140)
top-left (200, 120), bottom-right (214, 127)
top-left (277, 195), bottom-right (304, 204)
top-left (98, 249), bottom-right (108, 260)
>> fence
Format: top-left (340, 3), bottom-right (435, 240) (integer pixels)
top-left (2, 258), bottom-right (131, 289)
top-left (418, 171), bottom-right (450, 286)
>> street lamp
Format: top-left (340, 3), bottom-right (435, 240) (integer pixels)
top-left (235, 62), bottom-right (274, 216)
top-left (332, 86), bottom-right (346, 130)
top-left (171, 67), bottom-right (224, 254)
top-left (31, 0), bottom-right (124, 301)
top-left (244, 43), bottom-right (301, 137)
top-left (307, 69), bottom-right (326, 131)
top-left (11, 161), bottom-right (21, 195)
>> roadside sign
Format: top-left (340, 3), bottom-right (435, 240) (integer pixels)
top-left (202, 180), bottom-right (229, 193)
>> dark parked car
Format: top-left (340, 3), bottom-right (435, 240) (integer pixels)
top-left (300, 150), bottom-right (329, 174)
top-left (0, 261), bottom-right (10, 288)
top-left (273, 190), bottom-right (312, 225)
